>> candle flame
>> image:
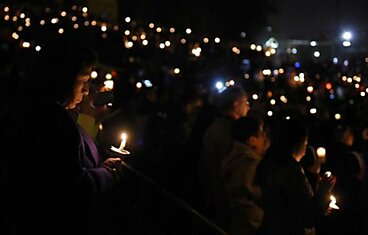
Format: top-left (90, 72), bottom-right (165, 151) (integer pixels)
top-left (121, 133), bottom-right (127, 141)
top-left (316, 147), bottom-right (326, 158)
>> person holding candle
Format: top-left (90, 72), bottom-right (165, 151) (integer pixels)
top-left (255, 119), bottom-right (336, 235)
top-left (2, 33), bottom-right (124, 235)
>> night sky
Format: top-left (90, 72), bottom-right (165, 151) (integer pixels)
top-left (118, 0), bottom-right (368, 41)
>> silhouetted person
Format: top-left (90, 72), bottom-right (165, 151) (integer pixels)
top-left (2, 33), bottom-right (124, 235)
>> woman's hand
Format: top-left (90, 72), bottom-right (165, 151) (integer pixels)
top-left (103, 157), bottom-right (123, 182)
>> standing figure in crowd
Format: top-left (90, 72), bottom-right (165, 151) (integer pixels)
top-left (255, 119), bottom-right (336, 235)
top-left (200, 85), bottom-right (250, 230)
top-left (323, 124), bottom-right (365, 235)
top-left (221, 116), bottom-right (268, 235)
top-left (2, 34), bottom-right (123, 235)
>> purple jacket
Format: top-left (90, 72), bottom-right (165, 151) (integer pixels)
top-left (6, 101), bottom-right (115, 234)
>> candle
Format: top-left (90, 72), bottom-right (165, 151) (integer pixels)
top-left (118, 133), bottom-right (127, 151)
top-left (316, 147), bottom-right (326, 158)
top-left (329, 195), bottom-right (339, 210)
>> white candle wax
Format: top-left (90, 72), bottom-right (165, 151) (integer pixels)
top-left (119, 133), bottom-right (127, 151)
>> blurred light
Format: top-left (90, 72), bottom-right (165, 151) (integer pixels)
top-left (265, 37), bottom-right (279, 48)
top-left (310, 108), bottom-right (317, 114)
top-left (240, 32), bottom-right (246, 38)
top-left (214, 37), bottom-right (221, 43)
top-left (125, 41), bottom-right (133, 48)
top-left (342, 40), bottom-right (351, 47)
top-left (267, 111), bottom-right (273, 116)
top-left (215, 81), bottom-right (224, 90)
top-left (35, 45), bottom-right (41, 51)
top-left (325, 82), bottom-right (332, 90)
top-left (295, 62), bottom-right (301, 68)
top-left (334, 113), bottom-right (341, 120)
top-left (169, 27), bottom-right (175, 33)
top-left (191, 47), bottom-right (201, 57)
top-left (263, 69), bottom-right (272, 76)
top-left (174, 68), bottom-right (180, 74)
top-left (104, 80), bottom-right (114, 90)
top-left (91, 71), bottom-right (98, 79)
top-left (22, 41), bottom-right (30, 48)
top-left (185, 28), bottom-right (192, 34)
top-left (252, 94), bottom-right (259, 100)
top-left (125, 17), bottom-right (131, 23)
top-left (307, 86), bottom-right (314, 93)
top-left (280, 95), bottom-right (288, 103)
top-left (333, 57), bottom-right (338, 64)
top-left (136, 82), bottom-right (142, 88)
top-left (342, 31), bottom-right (352, 40)
top-left (143, 80), bottom-right (153, 87)
top-left (313, 51), bottom-right (320, 57)
top-left (105, 73), bottom-right (112, 80)
top-left (142, 40), bottom-right (148, 45)
top-left (51, 18), bottom-right (59, 24)
top-left (310, 41), bottom-right (317, 46)
top-left (156, 27), bottom-right (162, 33)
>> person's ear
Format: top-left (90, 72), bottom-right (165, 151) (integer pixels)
top-left (248, 136), bottom-right (257, 146)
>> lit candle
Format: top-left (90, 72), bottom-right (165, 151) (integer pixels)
top-left (118, 133), bottom-right (127, 151)
top-left (316, 147), bottom-right (326, 158)
top-left (329, 195), bottom-right (339, 210)
top-left (325, 171), bottom-right (332, 178)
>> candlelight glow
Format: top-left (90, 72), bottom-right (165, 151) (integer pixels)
top-left (329, 195), bottom-right (339, 210)
top-left (119, 133), bottom-right (127, 151)
top-left (317, 147), bottom-right (326, 158)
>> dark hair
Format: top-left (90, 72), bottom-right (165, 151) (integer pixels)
top-left (217, 86), bottom-right (247, 112)
top-left (232, 116), bottom-right (262, 143)
top-left (266, 119), bottom-right (309, 163)
top-left (29, 33), bottom-right (98, 105)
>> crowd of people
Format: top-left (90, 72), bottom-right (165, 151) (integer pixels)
top-left (2, 3), bottom-right (368, 235)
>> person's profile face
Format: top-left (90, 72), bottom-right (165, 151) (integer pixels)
top-left (65, 67), bottom-right (92, 110)
top-left (236, 95), bottom-right (250, 117)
